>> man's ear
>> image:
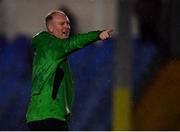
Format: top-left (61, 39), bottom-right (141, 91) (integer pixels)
top-left (48, 23), bottom-right (53, 33)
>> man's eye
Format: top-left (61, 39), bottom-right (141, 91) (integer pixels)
top-left (59, 22), bottom-right (64, 25)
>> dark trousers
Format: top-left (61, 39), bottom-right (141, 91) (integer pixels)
top-left (27, 118), bottom-right (69, 131)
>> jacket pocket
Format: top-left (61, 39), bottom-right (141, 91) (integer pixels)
top-left (52, 67), bottom-right (64, 100)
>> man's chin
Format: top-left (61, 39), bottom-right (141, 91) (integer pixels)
top-left (59, 35), bottom-right (69, 39)
top-left (63, 36), bottom-right (69, 39)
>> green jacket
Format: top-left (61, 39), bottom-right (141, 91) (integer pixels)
top-left (26, 31), bottom-right (101, 123)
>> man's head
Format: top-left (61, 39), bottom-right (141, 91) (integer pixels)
top-left (45, 10), bottom-right (70, 39)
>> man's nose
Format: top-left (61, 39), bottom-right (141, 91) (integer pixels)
top-left (64, 23), bottom-right (70, 28)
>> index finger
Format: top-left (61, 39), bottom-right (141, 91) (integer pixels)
top-left (106, 29), bottom-right (113, 34)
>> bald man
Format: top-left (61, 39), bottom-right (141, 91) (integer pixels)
top-left (26, 10), bottom-right (112, 130)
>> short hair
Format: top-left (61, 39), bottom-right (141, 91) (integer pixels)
top-left (45, 10), bottom-right (66, 30)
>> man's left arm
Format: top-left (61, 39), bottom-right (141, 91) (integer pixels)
top-left (62, 29), bottom-right (112, 55)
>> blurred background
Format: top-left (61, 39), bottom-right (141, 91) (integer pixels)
top-left (0, 0), bottom-right (180, 130)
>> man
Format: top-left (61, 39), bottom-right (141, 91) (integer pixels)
top-left (26, 10), bottom-right (112, 131)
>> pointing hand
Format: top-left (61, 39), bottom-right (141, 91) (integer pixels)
top-left (99, 29), bottom-right (113, 40)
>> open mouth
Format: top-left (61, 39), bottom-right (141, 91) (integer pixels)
top-left (62, 31), bottom-right (69, 36)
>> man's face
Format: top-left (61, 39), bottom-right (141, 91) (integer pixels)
top-left (48, 13), bottom-right (70, 39)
